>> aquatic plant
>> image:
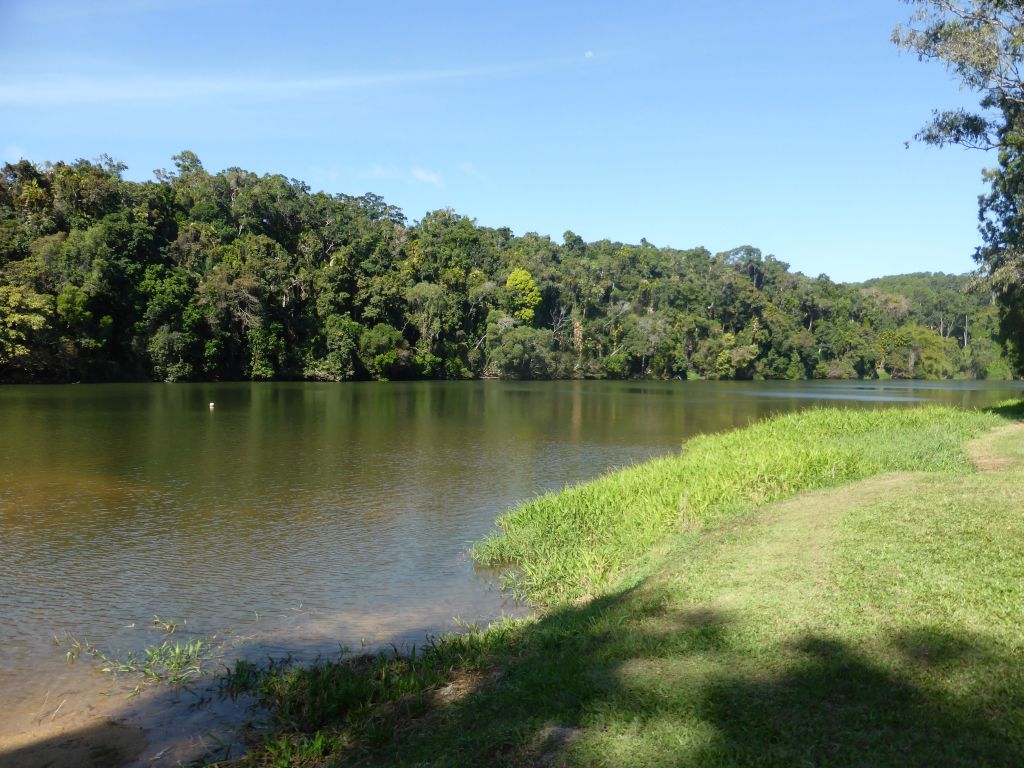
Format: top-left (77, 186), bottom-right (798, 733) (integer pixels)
top-left (59, 629), bottom-right (220, 696)
top-left (152, 614), bottom-right (182, 634)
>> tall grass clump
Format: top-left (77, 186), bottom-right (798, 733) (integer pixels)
top-left (473, 406), bottom-right (1001, 605)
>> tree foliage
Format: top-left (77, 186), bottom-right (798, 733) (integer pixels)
top-left (894, 0), bottom-right (1024, 370)
top-left (0, 154), bottom-right (1011, 382)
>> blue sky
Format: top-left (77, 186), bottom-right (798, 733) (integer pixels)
top-left (0, 0), bottom-right (993, 282)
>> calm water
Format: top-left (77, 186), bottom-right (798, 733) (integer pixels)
top-left (1, 379), bottom-right (1022, 722)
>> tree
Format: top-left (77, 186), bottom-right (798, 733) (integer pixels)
top-left (485, 311), bottom-right (554, 378)
top-left (894, 0), bottom-right (1024, 371)
top-left (359, 323), bottom-right (411, 380)
top-left (0, 284), bottom-right (51, 376)
top-left (505, 267), bottom-right (541, 324)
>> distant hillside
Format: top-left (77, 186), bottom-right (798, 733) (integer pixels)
top-left (0, 155), bottom-right (1013, 382)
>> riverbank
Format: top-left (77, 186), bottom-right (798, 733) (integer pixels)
top-left (204, 401), bottom-right (1024, 767)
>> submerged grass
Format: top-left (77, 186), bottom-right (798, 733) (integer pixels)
top-left (473, 405), bottom-right (1002, 605)
top-left (59, 624), bottom-right (220, 696)
top-left (213, 402), bottom-right (1024, 767)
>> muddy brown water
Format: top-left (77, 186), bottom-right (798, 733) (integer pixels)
top-left (1, 379), bottom-right (1021, 763)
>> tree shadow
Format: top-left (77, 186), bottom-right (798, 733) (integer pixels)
top-left (985, 400), bottom-right (1024, 420)
top-left (694, 630), bottom-right (1024, 767)
top-left (327, 587), bottom-right (1024, 767)
top-left (321, 585), bottom-right (734, 765)
top-left (0, 719), bottom-right (147, 768)
top-left (0, 674), bottom-right (260, 768)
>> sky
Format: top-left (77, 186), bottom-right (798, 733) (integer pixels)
top-left (0, 0), bottom-right (997, 282)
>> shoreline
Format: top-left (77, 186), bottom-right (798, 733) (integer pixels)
top-left (0, 671), bottom-right (254, 768)
top-left (0, 603), bottom-right (531, 767)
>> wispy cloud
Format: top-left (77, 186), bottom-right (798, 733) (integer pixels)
top-left (410, 167), bottom-right (445, 188)
top-left (362, 165), bottom-right (404, 181)
top-left (308, 165), bottom-right (343, 184)
top-left (0, 62), bottom-right (531, 106)
top-left (349, 165), bottom-right (445, 189)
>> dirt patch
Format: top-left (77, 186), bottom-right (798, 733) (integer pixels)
top-left (433, 668), bottom-right (503, 706)
top-left (967, 422), bottom-right (1024, 473)
top-left (433, 671), bottom-right (482, 705)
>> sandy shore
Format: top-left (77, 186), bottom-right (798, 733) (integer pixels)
top-left (0, 668), bottom-right (258, 768)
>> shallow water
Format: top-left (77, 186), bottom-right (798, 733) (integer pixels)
top-left (1, 379), bottom-right (1021, 737)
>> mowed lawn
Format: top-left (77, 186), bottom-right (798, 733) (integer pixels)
top-left (561, 422), bottom-right (1024, 767)
top-left (226, 407), bottom-right (1024, 767)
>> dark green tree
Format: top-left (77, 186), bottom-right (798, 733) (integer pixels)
top-left (894, 0), bottom-right (1024, 371)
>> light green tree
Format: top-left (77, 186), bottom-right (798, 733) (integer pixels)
top-left (505, 268), bottom-right (540, 324)
top-left (0, 284), bottom-right (51, 371)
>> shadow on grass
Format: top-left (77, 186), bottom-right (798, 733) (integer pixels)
top-left (7, 579), bottom-right (1020, 767)
top-left (694, 630), bottom-right (1024, 768)
top-left (212, 577), bottom-right (1022, 768)
top-left (985, 399), bottom-right (1024, 420)
top-left (9, 592), bottom-right (1019, 768)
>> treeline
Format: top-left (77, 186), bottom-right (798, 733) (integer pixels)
top-left (0, 153), bottom-right (1012, 383)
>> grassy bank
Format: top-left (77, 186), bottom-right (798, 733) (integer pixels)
top-left (216, 403), bottom-right (1024, 767)
top-left (473, 406), bottom-right (1003, 605)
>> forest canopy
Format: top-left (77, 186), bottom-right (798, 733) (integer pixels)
top-left (0, 153), bottom-right (1012, 383)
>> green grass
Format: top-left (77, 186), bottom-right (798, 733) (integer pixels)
top-left (473, 405), bottom-right (1001, 605)
top-left (219, 627), bottom-right (522, 764)
top-left (214, 403), bottom-right (1024, 767)
top-left (565, 425), bottom-right (1024, 767)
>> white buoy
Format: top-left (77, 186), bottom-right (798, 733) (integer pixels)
top-left (209, 402), bottom-right (215, 410)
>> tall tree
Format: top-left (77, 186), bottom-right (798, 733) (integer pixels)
top-left (894, 0), bottom-right (1024, 369)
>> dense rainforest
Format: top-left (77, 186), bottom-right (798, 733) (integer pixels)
top-left (0, 153), bottom-right (1013, 383)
